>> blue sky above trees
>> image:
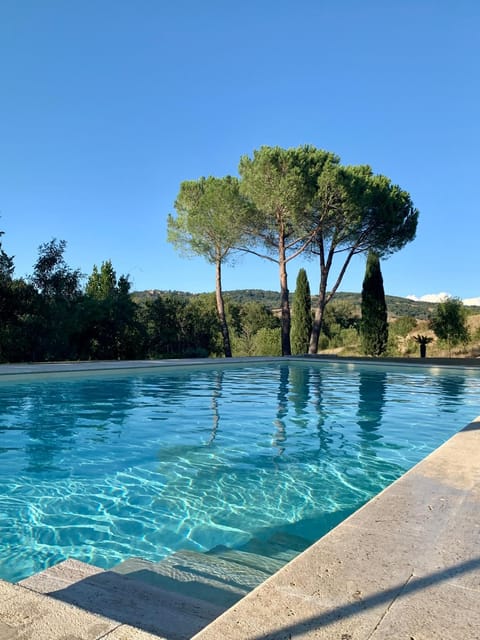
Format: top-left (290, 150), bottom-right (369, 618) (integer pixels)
top-left (1, 1), bottom-right (478, 303)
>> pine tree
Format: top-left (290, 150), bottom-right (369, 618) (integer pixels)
top-left (360, 252), bottom-right (388, 356)
top-left (291, 268), bottom-right (312, 355)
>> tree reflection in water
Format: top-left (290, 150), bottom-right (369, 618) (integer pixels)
top-left (207, 369), bottom-right (224, 445)
top-left (272, 366), bottom-right (289, 461)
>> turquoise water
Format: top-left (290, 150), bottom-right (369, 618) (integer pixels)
top-left (0, 361), bottom-right (479, 582)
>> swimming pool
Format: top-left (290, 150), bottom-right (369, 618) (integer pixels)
top-left (1, 360), bottom-right (479, 583)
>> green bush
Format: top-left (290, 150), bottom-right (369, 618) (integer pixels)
top-left (389, 316), bottom-right (417, 337)
top-left (252, 327), bottom-right (282, 356)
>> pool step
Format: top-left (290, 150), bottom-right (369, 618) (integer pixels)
top-left (15, 533), bottom-right (312, 638)
top-left (112, 549), bottom-right (273, 610)
top-left (19, 558), bottom-right (224, 639)
top-left (238, 531), bottom-right (311, 561)
top-left (111, 532), bottom-right (311, 610)
top-left (206, 531), bottom-right (310, 573)
top-left (205, 545), bottom-right (287, 574)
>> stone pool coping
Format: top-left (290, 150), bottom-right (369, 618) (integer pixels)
top-left (1, 357), bottom-right (479, 639)
top-left (0, 354), bottom-right (479, 378)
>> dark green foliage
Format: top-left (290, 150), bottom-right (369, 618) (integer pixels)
top-left (323, 300), bottom-right (360, 333)
top-left (82, 261), bottom-right (141, 360)
top-left (28, 239), bottom-right (84, 361)
top-left (230, 300), bottom-right (280, 356)
top-left (320, 301), bottom-right (360, 349)
top-left (139, 292), bottom-right (222, 358)
top-left (0, 232), bottom-right (37, 362)
top-left (360, 252), bottom-right (388, 356)
top-left (0, 231), bottom-right (14, 282)
top-left (31, 239), bottom-right (82, 300)
top-left (291, 269), bottom-right (312, 355)
top-left (430, 297), bottom-right (469, 352)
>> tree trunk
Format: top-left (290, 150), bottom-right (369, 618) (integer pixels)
top-left (279, 236), bottom-right (291, 356)
top-left (215, 260), bottom-right (232, 357)
top-left (309, 267), bottom-right (328, 354)
top-left (309, 242), bottom-right (357, 355)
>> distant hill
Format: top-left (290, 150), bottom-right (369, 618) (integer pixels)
top-left (132, 289), bottom-right (480, 320)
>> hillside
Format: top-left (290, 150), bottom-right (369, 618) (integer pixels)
top-left (132, 289), bottom-right (480, 319)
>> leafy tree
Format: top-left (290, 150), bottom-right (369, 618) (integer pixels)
top-left (320, 300), bottom-right (360, 349)
top-left (31, 239), bottom-right (82, 300)
top-left (240, 300), bottom-right (279, 334)
top-left (85, 261), bottom-right (117, 299)
top-left (139, 294), bottom-right (186, 357)
top-left (0, 278), bottom-right (38, 362)
top-left (0, 230), bottom-right (14, 282)
top-left (140, 292), bottom-right (222, 358)
top-left (168, 176), bottom-right (249, 358)
top-left (291, 268), bottom-right (312, 355)
top-left (29, 239), bottom-right (83, 360)
top-left (360, 251), bottom-right (388, 356)
top-left (308, 164), bottom-right (418, 353)
top-left (239, 145), bottom-right (336, 356)
top-left (231, 301), bottom-right (280, 355)
top-left (186, 294), bottom-right (224, 357)
top-left (0, 231), bottom-right (16, 361)
top-left (323, 300), bottom-right (359, 334)
top-left (252, 327), bottom-right (282, 356)
top-left (430, 297), bottom-right (469, 353)
top-left (83, 261), bottom-right (139, 359)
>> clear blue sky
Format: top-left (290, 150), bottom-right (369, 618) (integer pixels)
top-left (1, 1), bottom-right (478, 303)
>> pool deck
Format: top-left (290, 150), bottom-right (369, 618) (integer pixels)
top-left (1, 358), bottom-right (479, 639)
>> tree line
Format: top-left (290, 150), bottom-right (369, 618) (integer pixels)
top-left (0, 235), bottom-right (287, 362)
top-left (0, 230), bottom-right (472, 362)
top-left (168, 144), bottom-right (418, 357)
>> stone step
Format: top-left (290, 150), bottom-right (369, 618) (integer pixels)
top-left (19, 558), bottom-right (224, 640)
top-left (112, 549), bottom-right (273, 610)
top-left (237, 531), bottom-right (311, 562)
top-left (206, 545), bottom-right (286, 575)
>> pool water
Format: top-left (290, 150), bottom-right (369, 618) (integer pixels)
top-left (1, 361), bottom-right (479, 582)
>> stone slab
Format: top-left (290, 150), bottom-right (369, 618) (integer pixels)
top-left (0, 579), bottom-right (118, 640)
top-left (103, 625), bottom-right (168, 640)
top-left (369, 578), bottom-right (480, 640)
top-left (19, 558), bottom-right (104, 593)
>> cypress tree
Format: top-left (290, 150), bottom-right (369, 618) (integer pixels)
top-left (360, 252), bottom-right (388, 356)
top-left (291, 268), bottom-right (312, 355)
